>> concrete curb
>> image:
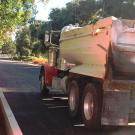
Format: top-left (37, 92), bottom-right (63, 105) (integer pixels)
top-left (0, 91), bottom-right (23, 135)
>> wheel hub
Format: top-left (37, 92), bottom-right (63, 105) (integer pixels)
top-left (84, 92), bottom-right (94, 120)
top-left (69, 87), bottom-right (76, 111)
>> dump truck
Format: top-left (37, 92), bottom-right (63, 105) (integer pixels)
top-left (39, 16), bottom-right (135, 129)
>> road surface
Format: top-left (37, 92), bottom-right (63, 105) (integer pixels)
top-left (0, 57), bottom-right (135, 135)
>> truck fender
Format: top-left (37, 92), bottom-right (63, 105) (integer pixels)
top-left (39, 64), bottom-right (58, 86)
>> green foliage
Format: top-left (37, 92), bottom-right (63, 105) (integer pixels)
top-left (49, 0), bottom-right (135, 30)
top-left (32, 41), bottom-right (42, 56)
top-left (0, 41), bottom-right (4, 49)
top-left (16, 27), bottom-right (31, 57)
top-left (0, 0), bottom-right (36, 42)
top-left (29, 21), bottom-right (50, 56)
top-left (38, 21), bottom-right (51, 41)
top-left (77, 0), bottom-right (101, 25)
top-left (12, 0), bottom-right (135, 58)
top-left (48, 0), bottom-right (103, 31)
top-left (102, 0), bottom-right (135, 19)
top-left (29, 20), bottom-right (43, 42)
top-left (1, 38), bottom-right (16, 56)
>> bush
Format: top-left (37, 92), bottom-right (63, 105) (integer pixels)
top-left (32, 57), bottom-right (48, 64)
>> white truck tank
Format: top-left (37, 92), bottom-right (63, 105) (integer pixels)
top-left (60, 17), bottom-right (135, 78)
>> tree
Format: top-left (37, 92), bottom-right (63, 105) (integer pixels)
top-left (0, 0), bottom-right (37, 42)
top-left (49, 0), bottom-right (135, 30)
top-left (32, 41), bottom-right (42, 56)
top-left (2, 38), bottom-right (16, 57)
top-left (102, 0), bottom-right (135, 19)
top-left (14, 0), bottom-right (135, 57)
top-left (0, 0), bottom-right (51, 56)
top-left (38, 22), bottom-right (51, 40)
top-left (49, 6), bottom-right (76, 30)
top-left (49, 0), bottom-right (102, 30)
top-left (0, 0), bottom-right (51, 41)
top-left (29, 21), bottom-right (50, 55)
top-left (16, 27), bottom-right (31, 58)
top-left (29, 20), bottom-right (43, 42)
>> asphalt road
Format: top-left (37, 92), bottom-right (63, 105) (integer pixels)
top-left (0, 58), bottom-right (135, 135)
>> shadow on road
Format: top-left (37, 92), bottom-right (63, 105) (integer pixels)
top-left (4, 92), bottom-right (135, 135)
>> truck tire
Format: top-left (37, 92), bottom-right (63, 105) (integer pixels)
top-left (82, 83), bottom-right (102, 129)
top-left (40, 70), bottom-right (49, 97)
top-left (68, 79), bottom-right (83, 119)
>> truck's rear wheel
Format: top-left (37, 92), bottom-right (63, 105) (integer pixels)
top-left (40, 70), bottom-right (49, 97)
top-left (68, 79), bottom-right (83, 118)
top-left (82, 83), bottom-right (101, 129)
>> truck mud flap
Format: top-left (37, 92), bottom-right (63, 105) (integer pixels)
top-left (101, 90), bottom-right (130, 126)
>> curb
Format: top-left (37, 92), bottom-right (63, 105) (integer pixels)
top-left (0, 91), bottom-right (23, 135)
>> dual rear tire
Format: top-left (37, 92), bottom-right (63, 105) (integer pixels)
top-left (82, 83), bottom-right (102, 129)
top-left (68, 79), bottom-right (102, 129)
top-left (68, 79), bottom-right (83, 118)
top-left (39, 69), bottom-right (102, 129)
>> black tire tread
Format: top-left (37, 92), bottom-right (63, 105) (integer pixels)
top-left (82, 82), bottom-right (102, 130)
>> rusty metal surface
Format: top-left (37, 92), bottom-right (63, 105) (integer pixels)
top-left (60, 17), bottom-right (113, 78)
top-left (104, 80), bottom-right (135, 91)
top-left (112, 19), bottom-right (135, 75)
top-left (60, 16), bottom-right (135, 79)
top-left (102, 90), bottom-right (130, 125)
